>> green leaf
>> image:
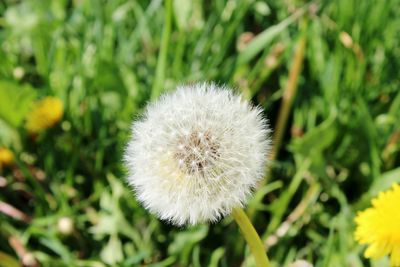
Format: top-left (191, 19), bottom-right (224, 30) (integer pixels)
top-left (173, 0), bottom-right (192, 31)
top-left (0, 251), bottom-right (20, 267)
top-left (39, 236), bottom-right (73, 262)
top-left (0, 119), bottom-right (21, 149)
top-left (0, 81), bottom-right (37, 128)
top-left (355, 167), bottom-right (400, 210)
top-left (370, 167), bottom-right (400, 193)
top-left (168, 225), bottom-right (208, 264)
top-left (289, 112), bottom-right (337, 156)
top-left (100, 234), bottom-right (123, 265)
top-left (237, 9), bottom-right (304, 65)
top-left (209, 247), bottom-right (225, 267)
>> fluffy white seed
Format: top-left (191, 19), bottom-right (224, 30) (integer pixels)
top-left (124, 82), bottom-right (271, 226)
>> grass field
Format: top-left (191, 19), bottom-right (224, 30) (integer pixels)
top-left (1, 0), bottom-right (400, 266)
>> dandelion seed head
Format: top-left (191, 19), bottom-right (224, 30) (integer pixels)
top-left (124, 82), bottom-right (271, 226)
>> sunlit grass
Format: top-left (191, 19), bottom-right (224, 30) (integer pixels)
top-left (0, 0), bottom-right (399, 266)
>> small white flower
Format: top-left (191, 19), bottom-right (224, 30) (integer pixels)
top-left (124, 82), bottom-right (271, 226)
top-left (288, 260), bottom-right (314, 267)
top-left (57, 217), bottom-right (74, 235)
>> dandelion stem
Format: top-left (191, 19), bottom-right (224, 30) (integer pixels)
top-left (151, 0), bottom-right (172, 100)
top-left (232, 207), bottom-right (270, 267)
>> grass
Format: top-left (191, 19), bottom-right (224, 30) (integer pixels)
top-left (0, 0), bottom-right (400, 266)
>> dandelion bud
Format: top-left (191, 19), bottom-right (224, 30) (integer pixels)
top-left (124, 83), bottom-right (271, 226)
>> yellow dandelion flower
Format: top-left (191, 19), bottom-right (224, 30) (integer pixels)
top-left (355, 183), bottom-right (400, 266)
top-left (0, 147), bottom-right (14, 168)
top-left (26, 97), bottom-right (64, 134)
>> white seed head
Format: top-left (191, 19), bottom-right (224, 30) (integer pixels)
top-left (124, 82), bottom-right (271, 226)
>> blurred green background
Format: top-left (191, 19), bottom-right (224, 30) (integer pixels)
top-left (0, 0), bottom-right (400, 266)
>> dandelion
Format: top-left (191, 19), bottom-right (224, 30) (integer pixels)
top-left (125, 82), bottom-right (270, 225)
top-left (355, 183), bottom-right (400, 266)
top-left (125, 82), bottom-right (271, 266)
top-left (26, 97), bottom-right (64, 134)
top-left (0, 147), bottom-right (14, 169)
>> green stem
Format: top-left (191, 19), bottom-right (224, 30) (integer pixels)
top-left (151, 0), bottom-right (172, 100)
top-left (270, 33), bottom-right (306, 162)
top-left (232, 207), bottom-right (270, 267)
top-left (254, 22), bottom-right (308, 197)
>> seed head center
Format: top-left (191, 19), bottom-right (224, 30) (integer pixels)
top-left (175, 130), bottom-right (219, 174)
